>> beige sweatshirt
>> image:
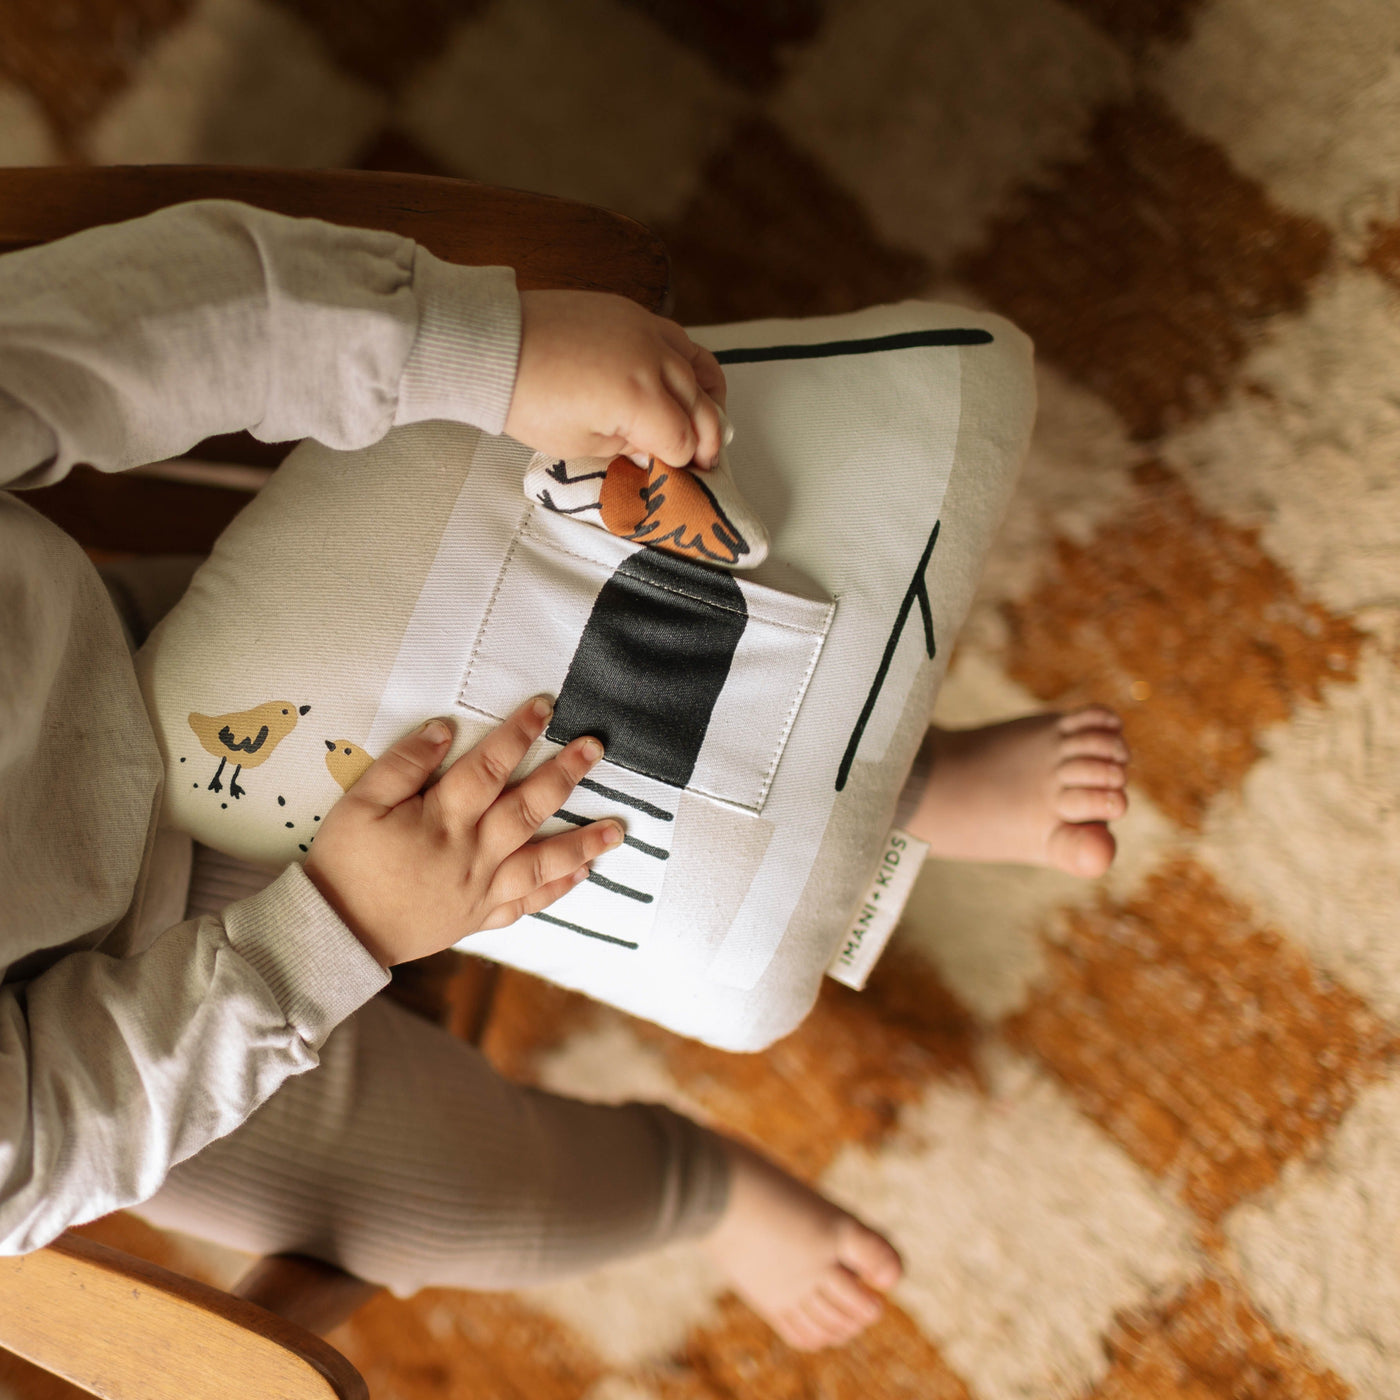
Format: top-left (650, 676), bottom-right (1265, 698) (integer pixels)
top-left (0, 198), bottom-right (522, 1253)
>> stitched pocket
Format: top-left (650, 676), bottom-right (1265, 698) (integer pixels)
top-left (459, 509), bottom-right (833, 813)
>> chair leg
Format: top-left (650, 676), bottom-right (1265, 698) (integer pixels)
top-left (233, 1253), bottom-right (384, 1338)
top-left (447, 958), bottom-right (501, 1046)
top-left (384, 950), bottom-right (500, 1046)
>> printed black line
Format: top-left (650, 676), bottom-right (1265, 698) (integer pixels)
top-left (553, 809), bottom-right (670, 860)
top-left (577, 777), bottom-right (675, 821)
top-left (713, 329), bottom-right (993, 365)
top-left (539, 489), bottom-right (602, 516)
top-left (915, 570), bottom-right (934, 654)
top-left (835, 518), bottom-right (941, 792)
top-left (587, 871), bottom-right (654, 903)
top-left (528, 911), bottom-right (639, 949)
top-left (218, 723), bottom-right (268, 755)
top-left (547, 460), bottom-right (610, 483)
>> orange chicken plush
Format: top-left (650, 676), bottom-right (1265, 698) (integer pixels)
top-left (526, 450), bottom-right (766, 569)
top-left (187, 700), bottom-right (310, 798)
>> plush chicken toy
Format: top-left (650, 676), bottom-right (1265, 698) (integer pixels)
top-left (522, 412), bottom-right (770, 570)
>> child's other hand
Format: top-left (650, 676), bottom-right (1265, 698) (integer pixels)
top-left (304, 699), bottom-right (621, 968)
top-left (505, 289), bottom-right (727, 469)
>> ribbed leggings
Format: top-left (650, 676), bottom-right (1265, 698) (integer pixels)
top-left (129, 846), bottom-right (731, 1298)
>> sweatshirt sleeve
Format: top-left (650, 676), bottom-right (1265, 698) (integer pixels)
top-left (0, 197), bottom-right (475, 1251)
top-left (0, 856), bottom-right (389, 1256)
top-left (0, 197), bottom-right (522, 490)
top-left (0, 494), bottom-right (390, 1255)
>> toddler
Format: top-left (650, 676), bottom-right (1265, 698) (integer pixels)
top-left (0, 200), bottom-right (1126, 1351)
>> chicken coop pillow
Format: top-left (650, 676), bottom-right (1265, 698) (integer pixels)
top-left (136, 301), bottom-right (1035, 1051)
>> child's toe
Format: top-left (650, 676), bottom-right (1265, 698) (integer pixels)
top-left (1061, 728), bottom-right (1130, 763)
top-left (1056, 786), bottom-right (1127, 823)
top-left (1057, 755), bottom-right (1127, 789)
top-left (1047, 821), bottom-right (1117, 878)
top-left (802, 1290), bottom-right (860, 1343)
top-left (836, 1219), bottom-right (904, 1292)
top-left (1058, 706), bottom-right (1122, 734)
top-left (777, 1306), bottom-right (826, 1351)
top-left (821, 1269), bottom-right (886, 1326)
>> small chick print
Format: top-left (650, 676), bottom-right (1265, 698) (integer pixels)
top-left (187, 700), bottom-right (310, 798)
top-left (325, 738), bottom-right (374, 792)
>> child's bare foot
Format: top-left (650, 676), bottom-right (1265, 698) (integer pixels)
top-left (906, 706), bottom-right (1128, 878)
top-left (699, 1136), bottom-right (903, 1351)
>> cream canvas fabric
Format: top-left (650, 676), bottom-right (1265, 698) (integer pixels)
top-left (138, 301), bottom-right (1034, 1050)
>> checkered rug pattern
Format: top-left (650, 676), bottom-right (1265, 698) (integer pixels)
top-left (6, 1), bottom-right (1400, 1396)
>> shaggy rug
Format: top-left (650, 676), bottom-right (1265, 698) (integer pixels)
top-left (4, 0), bottom-right (1400, 1396)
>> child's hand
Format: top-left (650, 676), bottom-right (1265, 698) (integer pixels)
top-left (505, 289), bottom-right (727, 469)
top-left (304, 699), bottom-right (621, 968)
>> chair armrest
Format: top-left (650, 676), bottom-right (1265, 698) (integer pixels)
top-left (33, 465), bottom-right (263, 557)
top-left (0, 1231), bottom-right (366, 1400)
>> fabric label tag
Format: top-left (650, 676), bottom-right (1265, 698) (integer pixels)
top-left (826, 827), bottom-right (930, 990)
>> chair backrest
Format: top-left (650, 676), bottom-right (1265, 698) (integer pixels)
top-left (0, 164), bottom-right (669, 1399)
top-left (0, 164), bottom-right (670, 301)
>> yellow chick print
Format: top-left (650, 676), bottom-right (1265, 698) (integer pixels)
top-left (325, 738), bottom-right (375, 792)
top-left (188, 701), bottom-right (310, 799)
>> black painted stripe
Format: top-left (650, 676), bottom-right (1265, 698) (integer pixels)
top-left (713, 329), bottom-right (993, 365)
top-left (547, 550), bottom-right (747, 789)
top-left (587, 871), bottom-right (653, 903)
top-left (577, 776), bottom-right (675, 821)
top-left (619, 833), bottom-right (668, 860)
top-left (553, 809), bottom-right (670, 860)
top-left (836, 518), bottom-right (941, 792)
top-left (547, 461), bottom-right (609, 483)
top-left (528, 911), bottom-right (639, 949)
top-left (539, 492), bottom-right (601, 516)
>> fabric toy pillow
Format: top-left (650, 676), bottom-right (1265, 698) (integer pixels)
top-left (137, 301), bottom-right (1034, 1051)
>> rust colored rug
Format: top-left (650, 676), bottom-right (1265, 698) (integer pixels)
top-left (5, 0), bottom-right (1400, 1396)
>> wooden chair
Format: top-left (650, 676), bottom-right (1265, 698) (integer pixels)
top-left (0, 163), bottom-right (671, 1400)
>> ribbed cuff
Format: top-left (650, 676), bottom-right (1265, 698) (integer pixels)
top-left (221, 862), bottom-right (390, 1050)
top-left (394, 248), bottom-right (521, 435)
top-left (644, 1106), bottom-right (733, 1244)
